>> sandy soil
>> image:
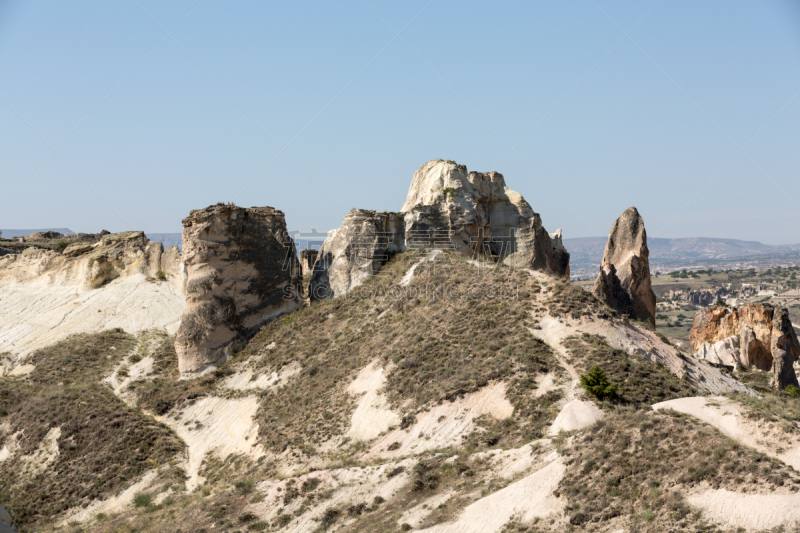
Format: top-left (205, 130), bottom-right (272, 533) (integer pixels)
top-left (249, 461), bottom-right (414, 532)
top-left (159, 395), bottom-right (263, 491)
top-left (686, 488), bottom-right (800, 531)
top-left (59, 469), bottom-right (159, 524)
top-left (417, 455), bottom-right (565, 533)
top-left (652, 396), bottom-right (800, 470)
top-left (223, 361), bottom-right (301, 391)
top-left (548, 400), bottom-right (604, 435)
top-left (346, 361), bottom-right (400, 441)
top-left (365, 381), bottom-right (514, 459)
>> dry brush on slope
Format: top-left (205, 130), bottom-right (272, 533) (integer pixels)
top-left (562, 334), bottom-right (696, 407)
top-left (246, 251), bottom-right (575, 456)
top-left (0, 331), bottom-right (184, 530)
top-left (559, 409), bottom-right (800, 532)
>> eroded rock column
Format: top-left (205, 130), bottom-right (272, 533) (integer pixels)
top-left (175, 204), bottom-right (301, 374)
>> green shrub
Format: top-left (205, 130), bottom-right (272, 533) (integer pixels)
top-left (156, 269), bottom-right (167, 281)
top-left (235, 479), bottom-right (255, 494)
top-left (580, 366), bottom-right (618, 401)
top-left (786, 385), bottom-right (800, 399)
top-left (133, 492), bottom-right (152, 508)
top-left (442, 187), bottom-right (455, 199)
top-left (56, 240), bottom-right (70, 251)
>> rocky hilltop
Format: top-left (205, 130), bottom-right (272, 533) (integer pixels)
top-left (310, 160), bottom-right (569, 299)
top-left (175, 204), bottom-right (302, 374)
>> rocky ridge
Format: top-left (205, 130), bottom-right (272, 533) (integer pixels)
top-left (0, 231), bottom-right (185, 362)
top-left (5, 161), bottom-right (800, 533)
top-left (310, 160), bottom-right (569, 299)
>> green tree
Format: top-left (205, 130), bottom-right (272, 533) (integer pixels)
top-left (580, 366), bottom-right (618, 401)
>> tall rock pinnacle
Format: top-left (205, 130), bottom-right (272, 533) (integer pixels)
top-left (592, 206), bottom-right (656, 326)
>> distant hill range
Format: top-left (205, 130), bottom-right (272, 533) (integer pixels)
top-left (0, 228), bottom-right (74, 238)
top-left (566, 236), bottom-right (800, 279)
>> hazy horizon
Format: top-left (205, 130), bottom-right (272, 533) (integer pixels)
top-left (2, 1), bottom-right (799, 244)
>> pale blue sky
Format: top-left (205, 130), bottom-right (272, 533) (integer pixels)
top-left (1, 1), bottom-right (799, 243)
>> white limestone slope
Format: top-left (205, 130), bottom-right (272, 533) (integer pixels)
top-left (0, 273), bottom-right (184, 361)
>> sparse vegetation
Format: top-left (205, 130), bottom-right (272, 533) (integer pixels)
top-left (559, 409), bottom-right (800, 530)
top-left (564, 334), bottom-right (696, 406)
top-left (0, 331), bottom-right (184, 529)
top-left (249, 252), bottom-right (570, 453)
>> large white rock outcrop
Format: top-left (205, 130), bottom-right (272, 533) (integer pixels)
top-left (309, 210), bottom-right (404, 300)
top-left (0, 232), bottom-right (186, 361)
top-left (175, 204), bottom-right (302, 374)
top-left (310, 160), bottom-right (570, 299)
top-left (691, 304), bottom-right (800, 389)
top-left (592, 207), bottom-right (656, 326)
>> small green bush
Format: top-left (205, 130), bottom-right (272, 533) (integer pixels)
top-left (56, 241), bottom-right (70, 252)
top-left (133, 492), bottom-right (152, 508)
top-left (442, 187), bottom-right (455, 199)
top-left (786, 385), bottom-right (800, 399)
top-left (155, 269), bottom-right (167, 281)
top-left (580, 366), bottom-right (618, 401)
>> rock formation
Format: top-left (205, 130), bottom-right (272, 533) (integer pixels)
top-left (771, 307), bottom-right (799, 389)
top-left (687, 287), bottom-right (729, 307)
top-left (0, 230), bottom-right (175, 290)
top-left (0, 504), bottom-right (16, 533)
top-left (0, 231), bottom-right (186, 359)
top-left (690, 303), bottom-right (800, 388)
top-left (592, 207), bottom-right (656, 325)
top-left (175, 204), bottom-right (302, 374)
top-left (299, 249), bottom-right (318, 274)
top-left (309, 210), bottom-right (404, 300)
top-left (310, 160), bottom-right (569, 299)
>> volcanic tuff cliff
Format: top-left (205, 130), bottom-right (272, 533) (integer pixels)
top-left (8, 162), bottom-right (800, 533)
top-left (0, 231), bottom-right (185, 362)
top-left (174, 204), bottom-right (302, 374)
top-left (310, 160), bottom-right (570, 299)
top-left (690, 303), bottom-right (800, 389)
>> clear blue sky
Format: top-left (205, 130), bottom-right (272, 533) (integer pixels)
top-left (1, 0), bottom-right (799, 243)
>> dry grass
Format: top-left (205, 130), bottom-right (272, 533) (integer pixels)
top-left (559, 409), bottom-right (800, 532)
top-left (246, 252), bottom-right (570, 454)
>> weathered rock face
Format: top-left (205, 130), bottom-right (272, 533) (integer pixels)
top-left (0, 503), bottom-right (16, 533)
top-left (690, 304), bottom-right (800, 388)
top-left (771, 308), bottom-right (800, 389)
top-left (687, 288), bottom-right (729, 307)
top-left (310, 160), bottom-right (569, 299)
top-left (299, 249), bottom-right (319, 275)
top-left (0, 230), bottom-right (171, 290)
top-left (592, 207), bottom-right (656, 325)
top-left (0, 231), bottom-right (185, 359)
top-left (309, 210), bottom-right (404, 301)
top-left (175, 204), bottom-right (302, 374)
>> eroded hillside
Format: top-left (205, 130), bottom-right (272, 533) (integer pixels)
top-left (5, 250), bottom-right (799, 533)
